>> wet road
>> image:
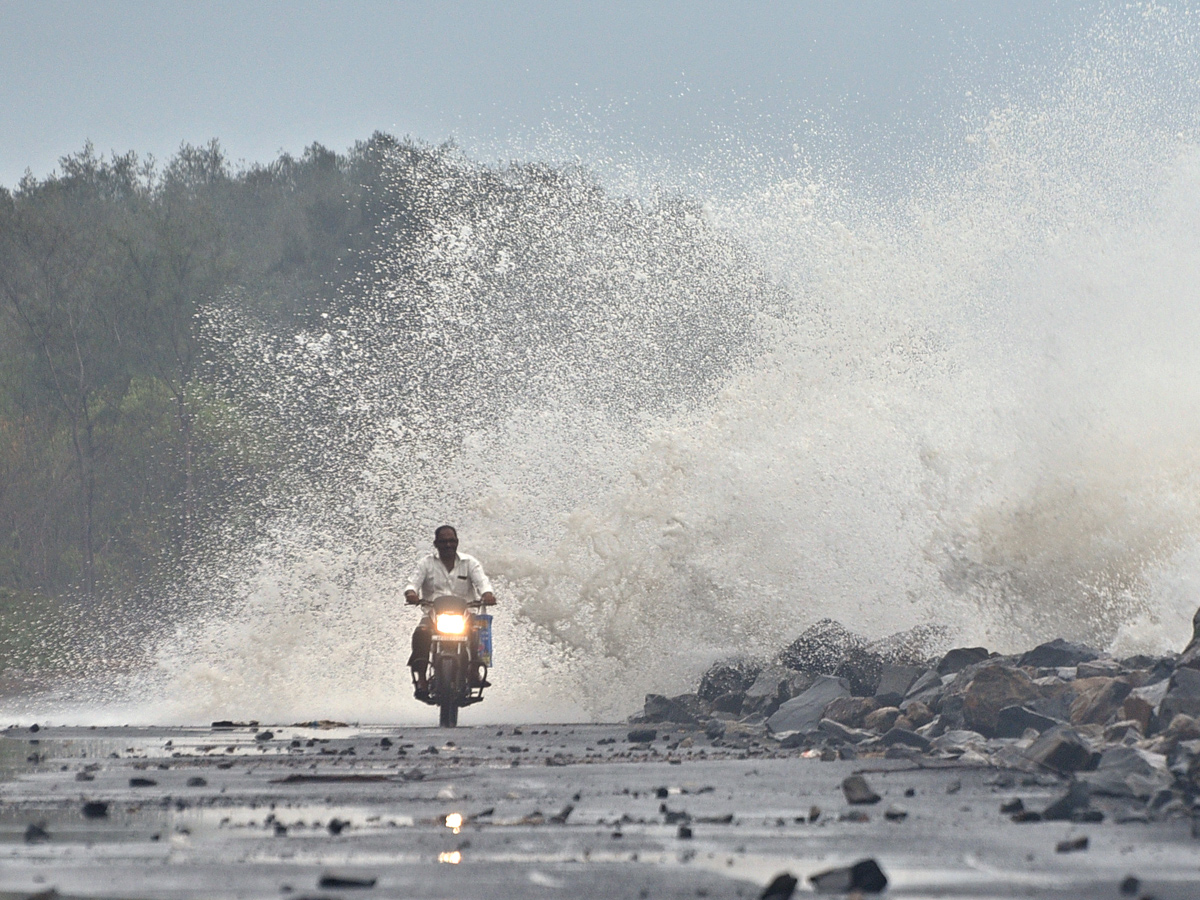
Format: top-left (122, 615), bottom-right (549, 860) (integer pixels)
top-left (1, 721), bottom-right (1198, 898)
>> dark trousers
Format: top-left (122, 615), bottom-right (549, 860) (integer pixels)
top-left (408, 615), bottom-right (433, 670)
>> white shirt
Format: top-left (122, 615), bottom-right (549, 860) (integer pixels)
top-left (404, 552), bottom-right (494, 602)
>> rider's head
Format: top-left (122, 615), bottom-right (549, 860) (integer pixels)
top-left (433, 525), bottom-right (458, 557)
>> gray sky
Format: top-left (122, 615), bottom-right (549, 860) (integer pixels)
top-left (1, 1), bottom-right (1100, 189)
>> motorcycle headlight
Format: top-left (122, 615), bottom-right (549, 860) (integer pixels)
top-left (435, 613), bottom-right (467, 635)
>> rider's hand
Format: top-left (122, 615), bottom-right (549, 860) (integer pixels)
top-left (481, 592), bottom-right (497, 606)
top-left (405, 590), bottom-right (420, 605)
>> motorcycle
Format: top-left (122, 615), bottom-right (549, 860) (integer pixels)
top-left (412, 594), bottom-right (491, 727)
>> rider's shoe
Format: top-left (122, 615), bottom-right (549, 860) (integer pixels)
top-left (413, 674), bottom-right (430, 701)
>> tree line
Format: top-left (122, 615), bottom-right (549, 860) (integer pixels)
top-left (0, 133), bottom-right (414, 606)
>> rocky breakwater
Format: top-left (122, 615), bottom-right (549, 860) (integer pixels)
top-left (630, 610), bottom-right (1200, 827)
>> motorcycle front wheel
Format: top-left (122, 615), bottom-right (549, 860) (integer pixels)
top-left (437, 656), bottom-right (460, 728)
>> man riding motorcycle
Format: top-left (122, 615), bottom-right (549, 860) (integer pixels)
top-left (404, 525), bottom-right (496, 700)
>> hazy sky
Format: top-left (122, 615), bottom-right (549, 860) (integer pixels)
top-left (1, 1), bottom-right (1103, 189)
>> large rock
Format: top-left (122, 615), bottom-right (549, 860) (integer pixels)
top-left (697, 659), bottom-right (762, 703)
top-left (766, 675), bottom-right (851, 736)
top-left (936, 646), bottom-right (989, 676)
top-left (865, 624), bottom-right (948, 667)
top-left (779, 619), bottom-right (866, 675)
top-left (1068, 677), bottom-right (1132, 727)
top-left (741, 665), bottom-right (813, 718)
top-left (1176, 605), bottom-right (1200, 670)
top-left (875, 664), bottom-right (925, 707)
top-left (641, 693), bottom-right (700, 724)
top-left (1019, 638), bottom-right (1099, 669)
top-left (1160, 666), bottom-right (1200, 723)
top-left (834, 647), bottom-right (885, 697)
top-left (960, 666), bottom-right (1039, 737)
top-left (1025, 725), bottom-right (1100, 773)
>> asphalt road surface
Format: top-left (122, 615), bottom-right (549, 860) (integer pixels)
top-left (1, 721), bottom-right (1198, 899)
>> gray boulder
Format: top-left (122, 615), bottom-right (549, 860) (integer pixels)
top-left (875, 664), bottom-right (925, 707)
top-left (1019, 638), bottom-right (1099, 669)
top-left (1025, 725), bottom-right (1100, 773)
top-left (766, 675), bottom-right (851, 736)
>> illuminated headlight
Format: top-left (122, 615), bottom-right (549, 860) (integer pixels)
top-left (435, 613), bottom-right (467, 635)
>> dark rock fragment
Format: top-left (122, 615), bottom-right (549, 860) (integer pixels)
top-left (82, 801), bottom-right (109, 819)
top-left (23, 822), bottom-right (49, 843)
top-left (884, 806), bottom-right (908, 821)
top-left (187, 776), bottom-right (207, 787)
top-left (937, 646), bottom-right (989, 675)
top-left (841, 774), bottom-right (881, 805)
top-left (1120, 875), bottom-right (1141, 895)
top-left (129, 777), bottom-right (158, 787)
top-left (1042, 779), bottom-right (1091, 821)
top-left (318, 872), bottom-right (377, 888)
top-left (255, 730), bottom-right (275, 742)
top-left (677, 824), bottom-right (693, 839)
top-left (810, 858), bottom-right (888, 894)
top-left (759, 872), bottom-right (798, 900)
top-left (327, 818), bottom-right (349, 835)
top-left (1055, 835), bottom-right (1089, 853)
top-left (1019, 638), bottom-right (1098, 668)
top-left (999, 798), bottom-right (1024, 814)
top-left (627, 728), bottom-right (657, 743)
